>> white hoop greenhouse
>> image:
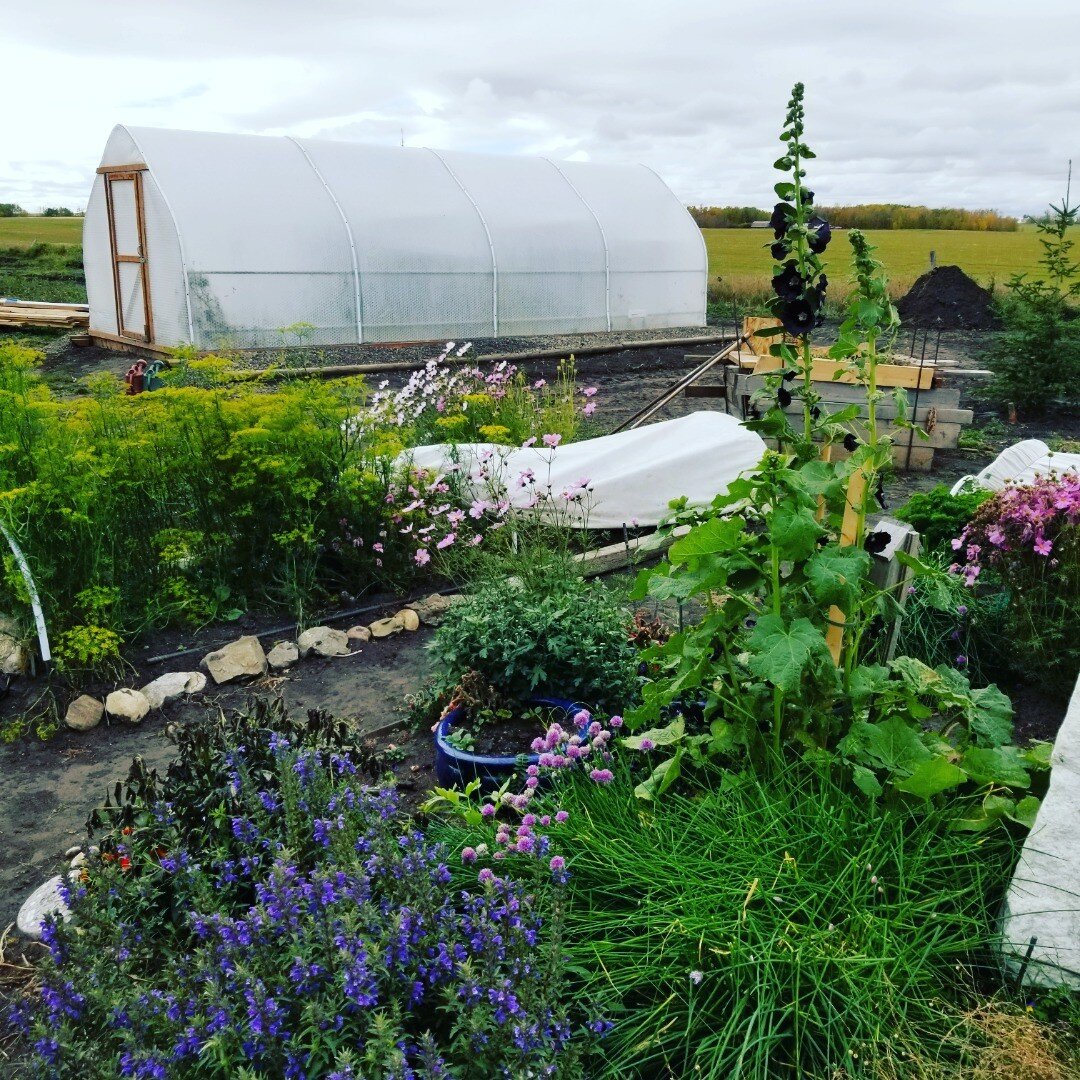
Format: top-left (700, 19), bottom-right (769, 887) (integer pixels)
top-left (83, 125), bottom-right (707, 350)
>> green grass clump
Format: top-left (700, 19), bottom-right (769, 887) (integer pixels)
top-left (0, 242), bottom-right (86, 303)
top-left (556, 765), bottom-right (1020, 1079)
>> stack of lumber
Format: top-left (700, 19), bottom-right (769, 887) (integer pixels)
top-left (0, 299), bottom-right (89, 330)
top-left (681, 317), bottom-right (972, 472)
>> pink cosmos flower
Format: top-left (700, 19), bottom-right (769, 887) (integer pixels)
top-left (542, 433), bottom-right (562, 448)
top-left (582, 401), bottom-right (597, 417)
top-left (581, 386), bottom-right (598, 397)
top-left (414, 549), bottom-right (430, 566)
top-left (1034, 534), bottom-right (1053, 556)
top-left (522, 436), bottom-right (537, 448)
top-left (436, 533), bottom-right (456, 550)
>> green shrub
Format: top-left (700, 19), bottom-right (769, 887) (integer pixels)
top-left (430, 567), bottom-right (636, 710)
top-left (895, 484), bottom-right (992, 555)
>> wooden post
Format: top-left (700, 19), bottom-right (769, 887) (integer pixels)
top-left (826, 466), bottom-right (868, 664)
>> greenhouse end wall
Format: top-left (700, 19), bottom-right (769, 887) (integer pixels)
top-left (86, 125), bottom-right (707, 350)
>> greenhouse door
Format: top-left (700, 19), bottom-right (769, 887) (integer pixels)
top-left (103, 167), bottom-right (153, 342)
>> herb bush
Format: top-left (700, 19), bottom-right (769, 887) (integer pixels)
top-left (951, 473), bottom-right (1080, 696)
top-left (10, 700), bottom-right (602, 1078)
top-left (895, 483), bottom-right (992, 555)
top-left (429, 566), bottom-right (636, 711)
top-left (0, 342), bottom-right (594, 669)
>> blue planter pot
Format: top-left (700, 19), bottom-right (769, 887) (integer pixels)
top-left (434, 696), bottom-right (587, 791)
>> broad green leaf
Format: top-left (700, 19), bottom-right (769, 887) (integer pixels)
top-left (968, 685), bottom-right (1014, 746)
top-left (669, 515), bottom-right (745, 564)
top-left (633, 747), bottom-right (684, 801)
top-left (848, 663), bottom-right (893, 713)
top-left (769, 504), bottom-right (823, 561)
top-left (747, 615), bottom-right (830, 693)
top-left (1007, 795), bottom-right (1041, 829)
top-left (805, 546), bottom-right (871, 608)
top-left (622, 718), bottom-right (685, 751)
top-left (960, 746), bottom-right (1031, 788)
top-left (854, 716), bottom-right (933, 775)
top-left (894, 757), bottom-right (967, 798)
top-left (852, 765), bottom-right (883, 798)
top-left (1022, 741), bottom-right (1054, 769)
top-left (951, 794), bottom-right (1012, 832)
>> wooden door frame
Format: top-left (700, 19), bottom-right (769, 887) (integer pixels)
top-left (102, 166), bottom-right (154, 343)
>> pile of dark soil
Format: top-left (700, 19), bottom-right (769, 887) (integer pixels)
top-left (896, 265), bottom-right (999, 330)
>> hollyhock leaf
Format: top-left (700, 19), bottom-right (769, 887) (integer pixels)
top-left (669, 515), bottom-right (746, 563)
top-left (1006, 795), bottom-right (1041, 829)
top-left (774, 181), bottom-right (796, 200)
top-left (895, 757), bottom-right (968, 798)
top-left (771, 503), bottom-right (824, 561)
top-left (1022, 741), bottom-right (1053, 769)
top-left (747, 615), bottom-right (831, 692)
top-left (622, 718), bottom-right (685, 751)
top-left (633, 747), bottom-right (684, 801)
top-left (801, 189), bottom-right (815, 205)
top-left (852, 765), bottom-right (883, 798)
top-left (805, 546), bottom-right (872, 608)
top-left (857, 716), bottom-right (933, 775)
top-left (960, 746), bottom-right (1031, 788)
top-left (968, 685), bottom-right (1014, 747)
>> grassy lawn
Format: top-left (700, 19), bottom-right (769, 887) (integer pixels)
top-left (704, 224), bottom-right (1067, 294)
top-left (0, 216), bottom-right (83, 248)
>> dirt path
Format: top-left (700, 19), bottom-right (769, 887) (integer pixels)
top-left (0, 629), bottom-right (435, 929)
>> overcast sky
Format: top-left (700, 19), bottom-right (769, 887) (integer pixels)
top-left (3, 1), bottom-right (1078, 216)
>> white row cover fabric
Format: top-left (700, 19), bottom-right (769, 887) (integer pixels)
top-left (85, 125), bottom-right (707, 349)
top-left (399, 412), bottom-right (767, 529)
top-left (951, 439), bottom-right (1080, 494)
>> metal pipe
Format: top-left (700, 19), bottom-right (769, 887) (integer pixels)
top-left (222, 333), bottom-right (734, 382)
top-left (0, 521), bottom-right (50, 664)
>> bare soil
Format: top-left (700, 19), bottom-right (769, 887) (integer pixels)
top-left (1, 323), bottom-right (1076, 931)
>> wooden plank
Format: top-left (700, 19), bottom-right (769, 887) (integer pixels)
top-left (751, 353), bottom-right (936, 390)
top-left (729, 371), bottom-right (961, 410)
top-left (763, 437), bottom-right (937, 471)
top-left (88, 331), bottom-right (174, 358)
top-left (96, 163), bottom-right (148, 175)
top-left (684, 385), bottom-right (728, 398)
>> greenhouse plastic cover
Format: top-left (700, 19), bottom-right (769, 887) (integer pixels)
top-left (399, 412), bottom-right (767, 528)
top-left (85, 126), bottom-right (707, 349)
top-left (952, 439), bottom-right (1080, 493)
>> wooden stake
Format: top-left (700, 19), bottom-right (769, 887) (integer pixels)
top-left (826, 466), bottom-right (868, 665)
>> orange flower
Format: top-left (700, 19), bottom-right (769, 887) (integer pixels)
top-left (119, 856), bottom-right (132, 872)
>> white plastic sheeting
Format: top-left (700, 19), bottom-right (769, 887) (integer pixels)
top-left (399, 412), bottom-right (767, 529)
top-left (951, 439), bottom-right (1080, 494)
top-left (84, 125), bottom-right (706, 349)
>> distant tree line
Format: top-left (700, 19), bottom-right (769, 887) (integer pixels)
top-left (688, 203), bottom-right (1019, 231)
top-left (0, 204), bottom-right (27, 217)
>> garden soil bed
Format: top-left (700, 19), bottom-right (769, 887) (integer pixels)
top-left (4, 319), bottom-right (1078, 931)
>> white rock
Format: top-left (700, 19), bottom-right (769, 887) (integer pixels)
top-left (297, 626), bottom-right (350, 658)
top-left (201, 636), bottom-right (267, 684)
top-left (65, 694), bottom-right (104, 732)
top-left (406, 593), bottom-right (459, 626)
top-left (69, 852), bottom-right (87, 870)
top-left (140, 671), bottom-right (203, 710)
top-left (16, 875), bottom-right (70, 939)
top-left (64, 845), bottom-right (82, 859)
top-left (105, 688), bottom-right (150, 724)
top-left (1000, 673), bottom-right (1080, 988)
top-left (267, 641), bottom-right (300, 670)
top-left (369, 614), bottom-right (405, 639)
top-left (397, 608), bottom-right (421, 632)
top-left (346, 625), bottom-right (372, 643)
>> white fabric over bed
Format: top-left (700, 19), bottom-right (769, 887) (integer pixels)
top-left (952, 439), bottom-right (1080, 494)
top-left (398, 411), bottom-right (767, 528)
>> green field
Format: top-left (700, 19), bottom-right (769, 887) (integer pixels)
top-left (0, 215), bottom-right (83, 248)
top-left (703, 225), bottom-right (1064, 296)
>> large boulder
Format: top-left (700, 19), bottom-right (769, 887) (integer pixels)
top-left (17, 875), bottom-right (70, 939)
top-left (369, 614), bottom-right (406, 639)
top-left (140, 671), bottom-right (205, 709)
top-left (201, 636), bottom-right (267, 684)
top-left (64, 695), bottom-right (104, 732)
top-left (105, 688), bottom-right (150, 724)
top-left (0, 615), bottom-right (28, 675)
top-left (406, 593), bottom-right (459, 626)
top-left (297, 626), bottom-right (350, 658)
top-left (1000, 674), bottom-right (1080, 988)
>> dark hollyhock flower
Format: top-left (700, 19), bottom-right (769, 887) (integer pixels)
top-left (777, 387), bottom-right (792, 408)
top-left (779, 298), bottom-right (816, 337)
top-left (773, 260), bottom-right (804, 301)
top-left (769, 202), bottom-right (792, 238)
top-left (875, 475), bottom-right (888, 509)
top-left (807, 215), bottom-right (832, 254)
top-left (782, 368), bottom-right (797, 382)
top-left (770, 240), bottom-right (789, 261)
top-left (843, 433), bottom-right (859, 453)
top-left (811, 406), bottom-right (821, 420)
top-left (801, 189), bottom-right (815, 206)
top-left (864, 530), bottom-right (890, 555)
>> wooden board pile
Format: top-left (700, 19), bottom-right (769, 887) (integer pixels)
top-left (0, 299), bottom-right (89, 331)
top-left (682, 318), bottom-right (972, 472)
